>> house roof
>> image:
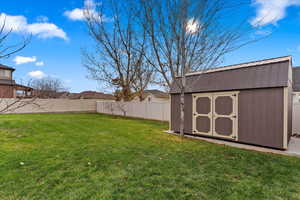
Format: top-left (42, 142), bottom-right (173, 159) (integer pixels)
top-left (30, 90), bottom-right (116, 99)
top-left (142, 90), bottom-right (169, 99)
top-left (67, 93), bottom-right (82, 99)
top-left (15, 84), bottom-right (33, 91)
top-left (170, 56), bottom-right (292, 94)
top-left (0, 64), bottom-right (15, 71)
top-left (79, 91), bottom-right (116, 100)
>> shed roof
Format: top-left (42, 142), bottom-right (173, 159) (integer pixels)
top-left (0, 64), bottom-right (15, 71)
top-left (170, 56), bottom-right (291, 94)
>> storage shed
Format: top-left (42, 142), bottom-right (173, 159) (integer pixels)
top-left (170, 56), bottom-right (293, 149)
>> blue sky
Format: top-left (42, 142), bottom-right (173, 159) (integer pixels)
top-left (1, 0), bottom-right (300, 92)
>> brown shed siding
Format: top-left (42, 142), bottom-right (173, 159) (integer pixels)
top-left (287, 63), bottom-right (293, 143)
top-left (171, 94), bottom-right (192, 134)
top-left (237, 88), bottom-right (284, 149)
top-left (170, 61), bottom-right (289, 94)
top-left (293, 67), bottom-right (300, 91)
top-left (0, 85), bottom-right (14, 98)
top-left (170, 57), bottom-right (293, 149)
top-left (171, 87), bottom-right (286, 149)
top-left (288, 84), bottom-right (293, 141)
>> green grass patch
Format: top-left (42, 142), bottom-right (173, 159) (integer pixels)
top-left (0, 113), bottom-right (300, 200)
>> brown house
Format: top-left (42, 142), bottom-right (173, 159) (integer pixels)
top-left (79, 91), bottom-right (116, 100)
top-left (170, 56), bottom-right (293, 150)
top-left (0, 64), bottom-right (32, 98)
top-left (30, 89), bottom-right (116, 100)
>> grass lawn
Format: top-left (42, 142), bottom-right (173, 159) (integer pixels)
top-left (1, 113), bottom-right (300, 200)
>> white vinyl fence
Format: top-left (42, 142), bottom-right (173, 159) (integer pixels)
top-left (293, 102), bottom-right (300, 134)
top-left (97, 101), bottom-right (170, 121)
top-left (0, 98), bottom-right (109, 114)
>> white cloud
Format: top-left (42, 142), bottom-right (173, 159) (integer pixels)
top-left (64, 0), bottom-right (110, 22)
top-left (28, 70), bottom-right (47, 79)
top-left (251, 0), bottom-right (300, 27)
top-left (0, 13), bottom-right (68, 40)
top-left (64, 8), bottom-right (85, 21)
top-left (35, 61), bottom-right (44, 66)
top-left (27, 23), bottom-right (68, 40)
top-left (13, 56), bottom-right (37, 65)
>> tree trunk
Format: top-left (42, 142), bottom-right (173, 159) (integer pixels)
top-left (122, 86), bottom-right (132, 101)
top-left (179, 75), bottom-right (186, 138)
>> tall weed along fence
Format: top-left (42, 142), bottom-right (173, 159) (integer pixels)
top-left (97, 101), bottom-right (170, 121)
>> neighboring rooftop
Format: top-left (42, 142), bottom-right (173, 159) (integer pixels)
top-left (142, 90), bottom-right (169, 99)
top-left (0, 64), bottom-right (15, 71)
top-left (79, 91), bottom-right (116, 100)
top-left (58, 91), bottom-right (116, 100)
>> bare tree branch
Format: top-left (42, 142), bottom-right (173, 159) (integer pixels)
top-left (139, 0), bottom-right (264, 137)
top-left (0, 18), bottom-right (31, 59)
top-left (28, 77), bottom-right (69, 98)
top-left (0, 97), bottom-right (41, 113)
top-left (82, 0), bottom-right (153, 101)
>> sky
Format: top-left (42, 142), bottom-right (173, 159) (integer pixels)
top-left (1, 0), bottom-right (300, 92)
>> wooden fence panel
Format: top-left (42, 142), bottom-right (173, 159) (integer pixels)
top-left (0, 99), bottom-right (111, 114)
top-left (97, 101), bottom-right (170, 121)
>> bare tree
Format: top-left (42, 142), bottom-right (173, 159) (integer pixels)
top-left (28, 77), bottom-right (68, 98)
top-left (82, 0), bottom-right (153, 101)
top-left (132, 62), bottom-right (154, 101)
top-left (139, 0), bottom-right (260, 137)
top-left (0, 18), bottom-right (32, 114)
top-left (0, 19), bottom-right (30, 59)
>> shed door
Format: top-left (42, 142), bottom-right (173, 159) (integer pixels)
top-left (192, 92), bottom-right (238, 140)
top-left (192, 94), bottom-right (213, 136)
top-left (213, 92), bottom-right (238, 140)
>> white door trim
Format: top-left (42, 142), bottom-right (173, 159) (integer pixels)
top-left (192, 93), bottom-right (213, 136)
top-left (192, 91), bottom-right (239, 141)
top-left (212, 92), bottom-right (239, 140)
